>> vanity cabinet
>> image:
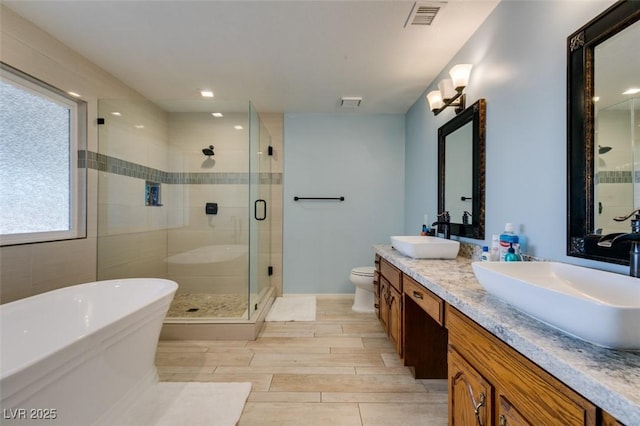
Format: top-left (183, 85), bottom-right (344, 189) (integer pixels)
top-left (447, 305), bottom-right (597, 426)
top-left (375, 258), bottom-right (403, 356)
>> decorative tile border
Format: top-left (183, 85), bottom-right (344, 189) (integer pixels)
top-left (79, 150), bottom-right (282, 184)
top-left (596, 170), bottom-right (636, 184)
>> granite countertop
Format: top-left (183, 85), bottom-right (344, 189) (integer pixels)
top-left (374, 245), bottom-right (640, 425)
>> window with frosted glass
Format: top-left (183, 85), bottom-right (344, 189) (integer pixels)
top-left (0, 63), bottom-right (86, 245)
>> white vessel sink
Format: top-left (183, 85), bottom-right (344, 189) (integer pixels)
top-left (390, 236), bottom-right (460, 259)
top-left (472, 261), bottom-right (640, 350)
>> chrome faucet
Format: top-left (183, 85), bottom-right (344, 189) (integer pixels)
top-left (462, 211), bottom-right (472, 225)
top-left (432, 211), bottom-right (451, 240)
top-left (597, 209), bottom-right (640, 278)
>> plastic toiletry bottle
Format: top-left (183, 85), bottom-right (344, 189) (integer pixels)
top-left (504, 243), bottom-right (522, 262)
top-left (481, 246), bottom-right (490, 261)
top-left (490, 234), bottom-right (500, 261)
top-left (421, 214), bottom-right (429, 236)
top-left (499, 223), bottom-right (520, 261)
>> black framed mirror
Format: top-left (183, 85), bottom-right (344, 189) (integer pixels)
top-left (567, 1), bottom-right (640, 264)
top-left (438, 98), bottom-right (486, 240)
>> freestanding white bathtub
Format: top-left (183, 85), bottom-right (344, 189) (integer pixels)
top-left (0, 278), bottom-right (178, 425)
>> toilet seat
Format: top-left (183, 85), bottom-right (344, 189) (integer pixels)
top-left (350, 266), bottom-right (376, 314)
top-left (351, 266), bottom-right (375, 277)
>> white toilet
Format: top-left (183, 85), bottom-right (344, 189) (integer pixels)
top-left (350, 266), bottom-right (376, 313)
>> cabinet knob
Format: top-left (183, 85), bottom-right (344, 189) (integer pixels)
top-left (412, 291), bottom-right (424, 300)
top-left (499, 415), bottom-right (507, 426)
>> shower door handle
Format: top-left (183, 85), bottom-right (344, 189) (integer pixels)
top-left (254, 199), bottom-right (267, 221)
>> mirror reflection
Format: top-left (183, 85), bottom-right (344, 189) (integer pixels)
top-left (594, 20), bottom-right (640, 235)
top-left (567, 0), bottom-right (640, 264)
top-left (438, 98), bottom-right (485, 240)
top-left (444, 121), bottom-right (473, 224)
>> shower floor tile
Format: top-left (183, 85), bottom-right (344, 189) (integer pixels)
top-left (167, 293), bottom-right (248, 319)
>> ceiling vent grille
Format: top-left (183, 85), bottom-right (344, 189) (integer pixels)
top-left (405, 2), bottom-right (447, 27)
top-left (340, 97), bottom-right (362, 108)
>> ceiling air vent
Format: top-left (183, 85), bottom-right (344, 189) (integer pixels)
top-left (340, 97), bottom-right (362, 108)
top-left (404, 1), bottom-right (447, 27)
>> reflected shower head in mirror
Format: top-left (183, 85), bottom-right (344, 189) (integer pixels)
top-left (598, 145), bottom-right (612, 155)
top-left (202, 145), bottom-right (215, 156)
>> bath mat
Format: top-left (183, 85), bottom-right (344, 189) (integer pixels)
top-left (117, 382), bottom-right (251, 425)
top-left (265, 296), bottom-right (316, 321)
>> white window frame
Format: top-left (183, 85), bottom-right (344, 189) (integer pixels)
top-left (0, 63), bottom-right (87, 246)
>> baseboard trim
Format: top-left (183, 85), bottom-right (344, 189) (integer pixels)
top-left (281, 293), bottom-right (354, 299)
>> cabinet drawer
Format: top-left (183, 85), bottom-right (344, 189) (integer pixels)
top-left (380, 258), bottom-right (402, 292)
top-left (403, 274), bottom-right (444, 325)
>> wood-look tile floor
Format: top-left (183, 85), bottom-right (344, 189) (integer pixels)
top-left (155, 296), bottom-right (448, 425)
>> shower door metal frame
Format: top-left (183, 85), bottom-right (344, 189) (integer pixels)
top-left (248, 102), bottom-right (272, 318)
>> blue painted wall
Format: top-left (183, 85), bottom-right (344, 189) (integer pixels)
top-left (283, 113), bottom-right (405, 293)
top-left (405, 0), bottom-right (626, 273)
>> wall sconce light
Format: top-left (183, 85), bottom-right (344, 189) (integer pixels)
top-left (426, 64), bottom-right (473, 116)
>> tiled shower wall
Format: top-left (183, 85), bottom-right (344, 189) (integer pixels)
top-left (96, 99), bottom-right (170, 280)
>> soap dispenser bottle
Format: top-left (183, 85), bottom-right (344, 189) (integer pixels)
top-left (504, 243), bottom-right (522, 262)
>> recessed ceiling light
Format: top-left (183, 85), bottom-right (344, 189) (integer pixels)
top-left (622, 88), bottom-right (640, 95)
top-left (134, 124), bottom-right (145, 129)
top-left (111, 112), bottom-right (121, 116)
top-left (201, 90), bottom-right (214, 98)
top-left (212, 112), bottom-right (223, 117)
top-left (234, 125), bottom-right (244, 130)
top-left (68, 91), bottom-right (81, 98)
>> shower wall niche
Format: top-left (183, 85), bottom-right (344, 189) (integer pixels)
top-left (96, 99), bottom-right (281, 323)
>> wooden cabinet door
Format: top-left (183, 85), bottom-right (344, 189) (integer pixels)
top-left (388, 285), bottom-right (402, 356)
top-left (379, 276), bottom-right (389, 330)
top-left (498, 395), bottom-right (532, 426)
top-left (448, 347), bottom-right (493, 426)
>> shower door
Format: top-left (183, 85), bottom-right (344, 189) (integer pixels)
top-left (248, 102), bottom-right (272, 317)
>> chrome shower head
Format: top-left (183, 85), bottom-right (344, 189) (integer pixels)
top-left (202, 145), bottom-right (215, 156)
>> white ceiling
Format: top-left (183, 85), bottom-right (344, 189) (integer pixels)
top-left (3, 0), bottom-right (500, 114)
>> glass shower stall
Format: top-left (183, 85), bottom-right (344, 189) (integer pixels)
top-left (594, 97), bottom-right (640, 234)
top-left (95, 99), bottom-right (274, 323)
